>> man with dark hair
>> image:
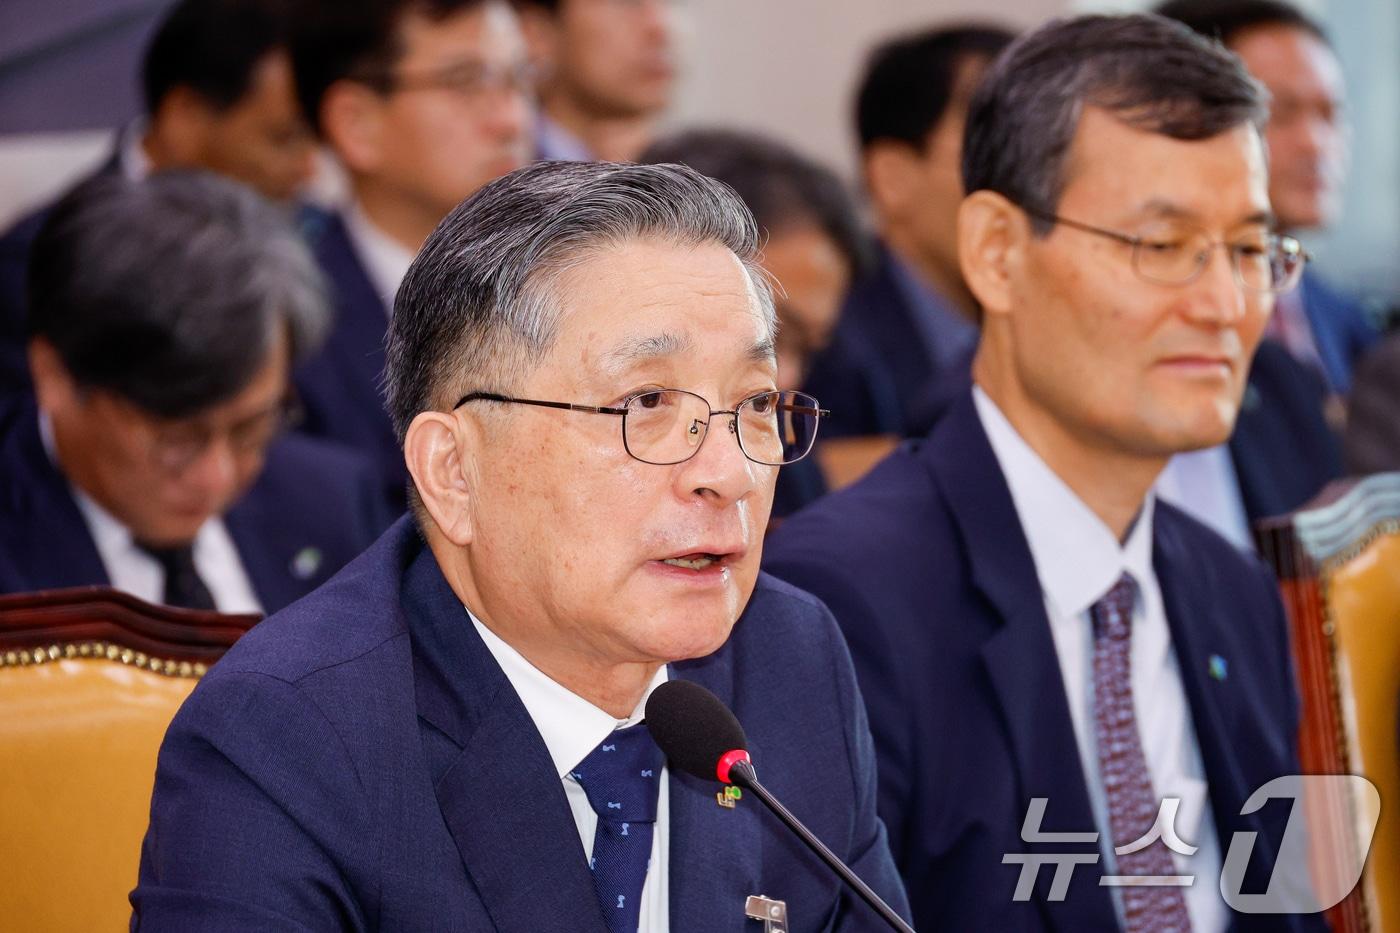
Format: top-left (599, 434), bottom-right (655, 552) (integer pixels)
top-left (287, 0), bottom-right (533, 511)
top-left (767, 14), bottom-right (1325, 931)
top-left (519, 0), bottom-right (677, 161)
top-left (640, 128), bottom-right (871, 517)
top-left (1158, 0), bottom-right (1375, 397)
top-left (0, 0), bottom-right (316, 400)
top-left (132, 160), bottom-right (909, 930)
top-left (0, 171), bottom-right (385, 613)
top-left (802, 23), bottom-right (1014, 440)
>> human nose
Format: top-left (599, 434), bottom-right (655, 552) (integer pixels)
top-left (674, 410), bottom-right (766, 504)
top-left (1183, 242), bottom-right (1248, 327)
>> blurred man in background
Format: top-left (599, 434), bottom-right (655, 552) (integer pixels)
top-left (803, 24), bottom-right (1014, 440)
top-left (1159, 0), bottom-right (1376, 397)
top-left (640, 128), bottom-right (871, 517)
top-left (288, 0), bottom-right (533, 512)
top-left (0, 0), bottom-right (315, 400)
top-left (0, 172), bottom-right (385, 613)
top-left (520, 0), bottom-right (677, 161)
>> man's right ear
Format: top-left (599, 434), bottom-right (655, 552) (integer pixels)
top-left (319, 81), bottom-right (386, 174)
top-left (404, 410), bottom-right (476, 547)
top-left (957, 189), bottom-right (1027, 322)
top-left (27, 338), bottom-right (75, 414)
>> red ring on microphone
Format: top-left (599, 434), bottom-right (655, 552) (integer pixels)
top-left (716, 749), bottom-right (750, 784)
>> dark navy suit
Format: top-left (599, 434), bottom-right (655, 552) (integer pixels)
top-left (1297, 268), bottom-right (1377, 396)
top-left (803, 242), bottom-right (975, 438)
top-left (131, 518), bottom-right (910, 931)
top-left (295, 209), bottom-right (407, 513)
top-left (0, 401), bottom-right (389, 613)
top-left (763, 393), bottom-right (1325, 933)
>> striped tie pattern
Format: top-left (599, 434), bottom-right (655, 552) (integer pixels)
top-left (1091, 574), bottom-right (1192, 933)
top-left (572, 723), bottom-right (665, 933)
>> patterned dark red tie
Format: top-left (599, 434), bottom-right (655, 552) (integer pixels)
top-left (1091, 574), bottom-right (1192, 933)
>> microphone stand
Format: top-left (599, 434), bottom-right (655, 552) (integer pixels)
top-left (728, 759), bottom-right (917, 933)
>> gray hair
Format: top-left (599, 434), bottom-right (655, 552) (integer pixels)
top-left (386, 160), bottom-right (775, 440)
top-left (27, 169), bottom-right (329, 417)
top-left (962, 13), bottom-right (1269, 233)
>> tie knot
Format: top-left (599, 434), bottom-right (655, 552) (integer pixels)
top-left (571, 723), bottom-right (665, 824)
top-left (1091, 574), bottom-right (1137, 641)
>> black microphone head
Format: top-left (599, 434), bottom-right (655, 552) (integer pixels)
top-left (645, 680), bottom-right (750, 784)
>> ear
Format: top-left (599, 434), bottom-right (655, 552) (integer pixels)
top-left (320, 80), bottom-right (387, 174)
top-left (27, 338), bottom-right (77, 415)
top-left (957, 190), bottom-right (1027, 321)
top-left (149, 85), bottom-right (216, 165)
top-left (404, 409), bottom-right (477, 547)
top-left (863, 141), bottom-right (923, 222)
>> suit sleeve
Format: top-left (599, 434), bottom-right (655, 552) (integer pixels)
top-left (1344, 334), bottom-right (1400, 475)
top-left (817, 597), bottom-right (915, 930)
top-left (131, 671), bottom-right (372, 932)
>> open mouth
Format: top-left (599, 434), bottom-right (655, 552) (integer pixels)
top-left (660, 553), bottom-right (724, 571)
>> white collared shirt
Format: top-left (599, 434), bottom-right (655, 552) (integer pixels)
top-left (1156, 446), bottom-right (1254, 552)
top-left (341, 199), bottom-right (416, 315)
top-left (469, 610), bottom-right (671, 932)
top-left (116, 119), bottom-right (153, 182)
top-left (40, 414), bottom-right (262, 614)
top-left (973, 387), bottom-right (1227, 933)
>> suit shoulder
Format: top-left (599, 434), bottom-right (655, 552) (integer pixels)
top-left (248, 433), bottom-right (380, 509)
top-left (1154, 500), bottom-right (1277, 596)
top-left (211, 529), bottom-right (409, 683)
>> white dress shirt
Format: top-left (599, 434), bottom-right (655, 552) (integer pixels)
top-left (341, 199), bottom-right (416, 315)
top-left (40, 414), bottom-right (262, 614)
top-left (973, 388), bottom-right (1227, 933)
top-left (1156, 446), bottom-right (1254, 552)
top-left (469, 610), bottom-right (671, 932)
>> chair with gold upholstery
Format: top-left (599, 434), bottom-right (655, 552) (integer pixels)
top-left (0, 586), bottom-right (257, 932)
top-left (1258, 473), bottom-right (1400, 933)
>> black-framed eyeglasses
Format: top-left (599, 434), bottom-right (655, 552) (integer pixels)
top-left (453, 388), bottom-right (828, 466)
top-left (1018, 204), bottom-right (1309, 294)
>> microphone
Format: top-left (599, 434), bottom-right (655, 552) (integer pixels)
top-left (645, 680), bottom-right (916, 933)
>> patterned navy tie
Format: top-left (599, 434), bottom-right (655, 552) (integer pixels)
top-left (1091, 574), bottom-right (1192, 933)
top-left (571, 723), bottom-right (666, 933)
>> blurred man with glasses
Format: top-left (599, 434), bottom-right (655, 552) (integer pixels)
top-left (766, 14), bottom-right (1324, 932)
top-left (287, 0), bottom-right (534, 512)
top-left (134, 160), bottom-right (909, 930)
top-left (0, 172), bottom-right (386, 613)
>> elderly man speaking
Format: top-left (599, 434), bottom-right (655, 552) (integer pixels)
top-left (131, 161), bottom-right (908, 932)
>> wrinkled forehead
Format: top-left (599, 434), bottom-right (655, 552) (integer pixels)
top-left (540, 237), bottom-right (775, 387)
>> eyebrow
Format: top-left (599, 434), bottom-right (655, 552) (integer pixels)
top-left (598, 331), bottom-right (775, 376)
top-left (1132, 199), bottom-right (1276, 229)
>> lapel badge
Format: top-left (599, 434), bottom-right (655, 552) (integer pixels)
top-left (716, 784), bottom-right (743, 809)
top-left (1208, 654), bottom-right (1228, 682)
top-left (290, 546), bottom-right (323, 581)
top-left (745, 895), bottom-right (789, 932)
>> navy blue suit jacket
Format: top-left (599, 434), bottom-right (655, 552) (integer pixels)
top-left (763, 394), bottom-right (1325, 933)
top-left (0, 402), bottom-right (388, 613)
top-left (294, 209), bottom-right (407, 514)
top-left (802, 243), bottom-right (973, 439)
top-left (1298, 269), bottom-right (1376, 396)
top-left (132, 518), bottom-right (910, 931)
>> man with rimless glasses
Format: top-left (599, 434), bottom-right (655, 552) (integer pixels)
top-left (134, 161), bottom-right (909, 931)
top-left (767, 14), bottom-right (1325, 933)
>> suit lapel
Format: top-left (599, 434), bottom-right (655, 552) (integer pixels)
top-left (405, 551), bottom-right (609, 933)
top-left (667, 649), bottom-right (765, 933)
top-left (925, 397), bottom-right (1118, 932)
top-left (1152, 517), bottom-right (1252, 847)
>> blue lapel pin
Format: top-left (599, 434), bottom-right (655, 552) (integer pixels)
top-left (1208, 654), bottom-right (1228, 681)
